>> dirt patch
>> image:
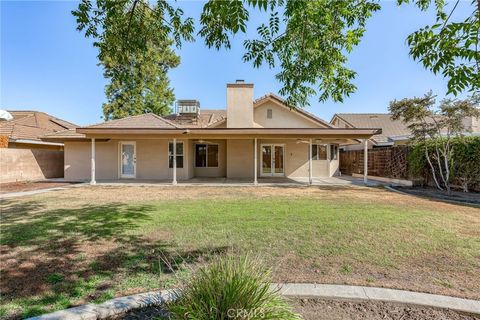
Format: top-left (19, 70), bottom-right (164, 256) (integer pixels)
top-left (108, 298), bottom-right (480, 320)
top-left (0, 181), bottom-right (78, 194)
top-left (293, 298), bottom-right (479, 320)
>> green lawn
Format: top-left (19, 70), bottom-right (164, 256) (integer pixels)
top-left (1, 185), bottom-right (479, 319)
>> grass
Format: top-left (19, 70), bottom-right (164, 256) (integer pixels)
top-left (0, 185), bottom-right (479, 319)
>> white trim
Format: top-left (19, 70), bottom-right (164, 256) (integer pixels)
top-left (172, 138), bottom-right (177, 185)
top-left (10, 139), bottom-right (64, 147)
top-left (308, 139), bottom-right (313, 185)
top-left (168, 140), bottom-right (184, 169)
top-left (194, 143), bottom-right (219, 168)
top-left (260, 143), bottom-right (285, 177)
top-left (363, 139), bottom-right (368, 184)
top-left (254, 138), bottom-right (258, 185)
top-left (119, 141), bottom-right (136, 179)
top-left (90, 138), bottom-right (96, 185)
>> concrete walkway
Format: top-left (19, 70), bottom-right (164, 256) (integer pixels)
top-left (0, 183), bottom-right (86, 199)
top-left (275, 283), bottom-right (480, 314)
top-left (28, 284), bottom-right (480, 320)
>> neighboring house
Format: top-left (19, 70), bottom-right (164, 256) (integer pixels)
top-left (43, 81), bottom-right (381, 184)
top-left (0, 110), bottom-right (78, 183)
top-left (331, 112), bottom-right (480, 150)
top-left (0, 110), bottom-right (77, 150)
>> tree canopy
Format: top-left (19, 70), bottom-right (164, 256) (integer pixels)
top-left (73, 0), bottom-right (479, 113)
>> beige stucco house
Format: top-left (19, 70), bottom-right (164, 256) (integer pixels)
top-left (43, 81), bottom-right (381, 184)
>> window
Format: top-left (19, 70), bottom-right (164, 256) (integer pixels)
top-left (195, 144), bottom-right (218, 167)
top-left (311, 144), bottom-right (327, 160)
top-left (168, 142), bottom-right (184, 168)
top-left (267, 109), bottom-right (273, 119)
top-left (330, 144), bottom-right (338, 160)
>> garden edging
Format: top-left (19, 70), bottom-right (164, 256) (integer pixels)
top-left (27, 284), bottom-right (480, 319)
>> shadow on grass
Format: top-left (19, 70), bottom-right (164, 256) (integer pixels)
top-left (0, 199), bottom-right (228, 319)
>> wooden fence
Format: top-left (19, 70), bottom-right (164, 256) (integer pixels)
top-left (339, 146), bottom-right (410, 180)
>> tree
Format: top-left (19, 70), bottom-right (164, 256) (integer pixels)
top-left (73, 0), bottom-right (192, 119)
top-left (389, 92), bottom-right (480, 194)
top-left (74, 0), bottom-right (479, 110)
top-left (399, 0), bottom-right (480, 96)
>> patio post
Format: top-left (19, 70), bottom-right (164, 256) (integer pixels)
top-left (90, 138), bottom-right (96, 185)
top-left (309, 139), bottom-right (313, 185)
top-left (172, 138), bottom-right (177, 185)
top-left (254, 138), bottom-right (258, 185)
top-left (363, 139), bottom-right (368, 184)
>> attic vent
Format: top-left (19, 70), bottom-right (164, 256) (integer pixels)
top-left (176, 100), bottom-right (200, 115)
top-left (369, 115), bottom-right (378, 119)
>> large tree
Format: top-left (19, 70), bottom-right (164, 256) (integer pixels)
top-left (74, 0), bottom-right (479, 111)
top-left (73, 0), bottom-right (189, 119)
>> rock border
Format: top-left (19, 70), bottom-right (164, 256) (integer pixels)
top-left (27, 284), bottom-right (480, 319)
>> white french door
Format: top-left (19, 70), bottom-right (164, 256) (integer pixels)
top-left (261, 144), bottom-right (285, 177)
top-left (120, 142), bottom-right (136, 178)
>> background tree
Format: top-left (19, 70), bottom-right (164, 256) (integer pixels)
top-left (74, 0), bottom-right (479, 111)
top-left (73, 0), bottom-right (193, 119)
top-left (389, 92), bottom-right (480, 194)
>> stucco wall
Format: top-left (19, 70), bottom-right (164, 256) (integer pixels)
top-left (0, 148), bottom-right (64, 183)
top-left (226, 139), bottom-right (254, 179)
top-left (65, 139), bottom-right (197, 181)
top-left (64, 138), bottom-right (337, 181)
top-left (254, 102), bottom-right (322, 128)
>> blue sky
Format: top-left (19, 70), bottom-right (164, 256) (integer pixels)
top-left (1, 1), bottom-right (472, 126)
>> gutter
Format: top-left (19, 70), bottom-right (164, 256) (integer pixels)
top-left (9, 138), bottom-right (64, 147)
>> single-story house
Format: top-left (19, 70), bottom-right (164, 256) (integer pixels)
top-left (0, 110), bottom-right (78, 182)
top-left (43, 81), bottom-right (381, 184)
top-left (0, 110), bottom-right (77, 150)
top-left (330, 112), bottom-right (480, 150)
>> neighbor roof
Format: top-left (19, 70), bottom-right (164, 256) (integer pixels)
top-left (332, 113), bottom-right (410, 145)
top-left (0, 110), bottom-right (78, 142)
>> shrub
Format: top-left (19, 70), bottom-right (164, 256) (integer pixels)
top-left (168, 256), bottom-right (301, 320)
top-left (409, 136), bottom-right (480, 192)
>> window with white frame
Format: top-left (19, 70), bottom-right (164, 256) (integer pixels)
top-left (168, 142), bottom-right (184, 168)
top-left (330, 144), bottom-right (338, 160)
top-left (311, 144), bottom-right (327, 160)
top-left (195, 144), bottom-right (219, 167)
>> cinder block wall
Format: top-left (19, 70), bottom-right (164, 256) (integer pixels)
top-left (0, 148), bottom-right (64, 183)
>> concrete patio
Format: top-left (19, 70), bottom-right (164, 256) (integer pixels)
top-left (83, 175), bottom-right (385, 187)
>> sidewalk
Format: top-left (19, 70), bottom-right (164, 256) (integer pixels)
top-left (28, 284), bottom-right (480, 320)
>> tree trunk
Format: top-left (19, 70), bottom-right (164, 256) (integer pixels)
top-left (425, 147), bottom-right (443, 190)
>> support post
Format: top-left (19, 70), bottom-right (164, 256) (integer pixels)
top-left (254, 138), bottom-right (258, 185)
top-left (172, 138), bottom-right (177, 185)
top-left (90, 138), bottom-right (96, 185)
top-left (363, 139), bottom-right (368, 184)
top-left (309, 139), bottom-right (313, 185)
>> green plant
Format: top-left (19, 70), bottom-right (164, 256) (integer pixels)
top-left (45, 273), bottom-right (64, 285)
top-left (168, 256), bottom-right (301, 320)
top-left (408, 136), bottom-right (480, 192)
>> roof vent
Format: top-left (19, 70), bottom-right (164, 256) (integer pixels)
top-left (235, 79), bottom-right (245, 83)
top-left (369, 115), bottom-right (379, 119)
top-left (176, 100), bottom-right (200, 116)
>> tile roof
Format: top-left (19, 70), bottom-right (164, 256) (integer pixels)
top-left (0, 110), bottom-right (78, 142)
top-left (164, 109), bottom-right (226, 128)
top-left (85, 113), bottom-right (178, 129)
top-left (333, 113), bottom-right (409, 144)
